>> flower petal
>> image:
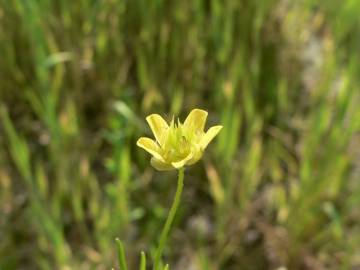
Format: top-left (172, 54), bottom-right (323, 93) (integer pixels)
top-left (151, 157), bottom-right (174, 171)
top-left (136, 137), bottom-right (164, 161)
top-left (186, 148), bottom-right (203, 165)
top-left (200, 125), bottom-right (223, 150)
top-left (183, 109), bottom-right (208, 133)
top-left (146, 114), bottom-right (169, 145)
top-left (171, 152), bottom-right (194, 169)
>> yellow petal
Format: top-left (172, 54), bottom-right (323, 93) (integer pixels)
top-left (186, 150), bottom-right (203, 165)
top-left (171, 152), bottom-right (194, 169)
top-left (146, 114), bottom-right (169, 145)
top-left (200, 125), bottom-right (223, 149)
top-left (151, 157), bottom-right (174, 171)
top-left (136, 137), bottom-right (164, 161)
top-left (183, 109), bottom-right (208, 133)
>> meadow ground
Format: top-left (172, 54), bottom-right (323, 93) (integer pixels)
top-left (1, 1), bottom-right (360, 269)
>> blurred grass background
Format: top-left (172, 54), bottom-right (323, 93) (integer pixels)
top-left (1, 0), bottom-right (360, 269)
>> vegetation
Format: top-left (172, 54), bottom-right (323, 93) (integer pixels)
top-left (1, 0), bottom-right (360, 269)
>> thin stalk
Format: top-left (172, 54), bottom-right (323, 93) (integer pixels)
top-left (115, 238), bottom-right (128, 270)
top-left (153, 167), bottom-right (185, 270)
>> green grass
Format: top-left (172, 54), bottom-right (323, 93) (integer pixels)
top-left (1, 0), bottom-right (360, 269)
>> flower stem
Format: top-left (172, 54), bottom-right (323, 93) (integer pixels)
top-left (153, 167), bottom-right (185, 270)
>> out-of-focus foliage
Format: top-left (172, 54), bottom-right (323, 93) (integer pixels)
top-left (1, 0), bottom-right (360, 269)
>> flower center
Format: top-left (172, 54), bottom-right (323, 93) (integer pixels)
top-left (160, 121), bottom-right (196, 162)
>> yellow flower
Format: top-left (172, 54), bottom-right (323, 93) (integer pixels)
top-left (137, 109), bottom-right (222, 171)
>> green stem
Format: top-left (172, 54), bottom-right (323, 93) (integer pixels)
top-left (153, 167), bottom-right (185, 270)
